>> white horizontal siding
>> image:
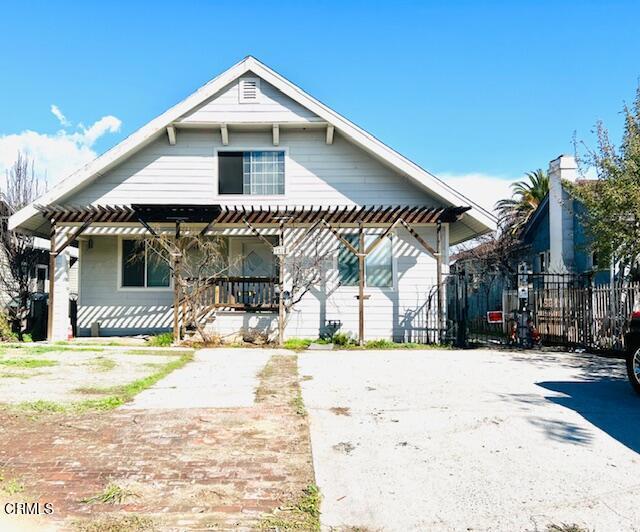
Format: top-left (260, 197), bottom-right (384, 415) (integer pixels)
top-left (283, 226), bottom-right (442, 342)
top-left (178, 75), bottom-right (321, 124)
top-left (77, 226), bottom-right (445, 341)
top-left (77, 236), bottom-right (172, 335)
top-left (65, 129), bottom-right (438, 208)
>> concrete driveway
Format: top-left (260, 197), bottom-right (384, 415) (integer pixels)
top-left (124, 348), bottom-right (271, 409)
top-left (299, 349), bottom-right (640, 532)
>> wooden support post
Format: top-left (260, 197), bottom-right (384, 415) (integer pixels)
top-left (436, 222), bottom-right (443, 343)
top-left (173, 222), bottom-right (181, 341)
top-left (278, 221), bottom-right (285, 346)
top-left (47, 220), bottom-right (57, 341)
top-left (358, 221), bottom-right (365, 346)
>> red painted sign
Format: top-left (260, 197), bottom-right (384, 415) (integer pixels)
top-left (487, 311), bottom-right (503, 324)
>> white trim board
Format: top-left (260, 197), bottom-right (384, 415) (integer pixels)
top-left (9, 56), bottom-right (496, 240)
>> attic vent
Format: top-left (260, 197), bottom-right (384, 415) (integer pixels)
top-left (239, 77), bottom-right (260, 103)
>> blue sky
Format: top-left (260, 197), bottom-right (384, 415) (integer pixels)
top-left (1, 0), bottom-right (638, 211)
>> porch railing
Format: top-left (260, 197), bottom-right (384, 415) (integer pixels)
top-left (181, 276), bottom-right (278, 313)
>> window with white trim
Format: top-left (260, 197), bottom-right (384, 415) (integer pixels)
top-left (337, 234), bottom-right (393, 288)
top-left (35, 264), bottom-right (48, 293)
top-left (121, 239), bottom-right (170, 288)
top-left (218, 151), bottom-right (284, 195)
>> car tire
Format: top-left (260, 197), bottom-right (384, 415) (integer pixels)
top-left (626, 347), bottom-right (640, 395)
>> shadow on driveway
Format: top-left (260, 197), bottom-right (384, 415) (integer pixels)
top-left (536, 378), bottom-right (640, 454)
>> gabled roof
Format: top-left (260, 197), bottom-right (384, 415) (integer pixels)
top-left (519, 193), bottom-right (550, 240)
top-left (9, 56), bottom-right (496, 239)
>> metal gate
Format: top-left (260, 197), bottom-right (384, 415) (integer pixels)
top-left (445, 271), bottom-right (513, 346)
top-left (447, 270), bottom-right (640, 352)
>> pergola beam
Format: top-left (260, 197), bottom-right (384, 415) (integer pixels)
top-left (55, 218), bottom-right (94, 255)
top-left (242, 217), bottom-right (276, 248)
top-left (319, 219), bottom-right (358, 255)
top-left (36, 204), bottom-right (469, 227)
top-left (398, 218), bottom-right (438, 257)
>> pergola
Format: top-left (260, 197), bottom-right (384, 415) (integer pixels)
top-left (39, 203), bottom-right (469, 344)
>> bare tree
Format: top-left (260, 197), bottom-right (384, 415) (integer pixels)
top-left (140, 227), bottom-right (339, 346)
top-left (278, 228), bottom-right (340, 342)
top-left (138, 233), bottom-right (234, 343)
top-left (0, 153), bottom-right (46, 338)
top-left (452, 227), bottom-right (519, 279)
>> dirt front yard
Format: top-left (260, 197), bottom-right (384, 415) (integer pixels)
top-left (0, 347), bottom-right (315, 531)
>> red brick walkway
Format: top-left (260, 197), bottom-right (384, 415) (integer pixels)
top-left (0, 355), bottom-right (314, 530)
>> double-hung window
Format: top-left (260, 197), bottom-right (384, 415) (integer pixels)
top-left (337, 234), bottom-right (393, 288)
top-left (218, 151), bottom-right (284, 195)
top-left (121, 239), bottom-right (171, 288)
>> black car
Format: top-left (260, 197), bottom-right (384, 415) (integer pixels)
top-left (625, 307), bottom-right (640, 394)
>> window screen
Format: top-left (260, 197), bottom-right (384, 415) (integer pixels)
top-left (243, 151), bottom-right (285, 195)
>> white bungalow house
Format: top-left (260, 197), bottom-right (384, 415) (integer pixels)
top-left (9, 56), bottom-right (495, 343)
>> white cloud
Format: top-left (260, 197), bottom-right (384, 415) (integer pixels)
top-left (439, 172), bottom-right (516, 215)
top-left (50, 104), bottom-right (70, 127)
top-left (0, 106), bottom-right (121, 186)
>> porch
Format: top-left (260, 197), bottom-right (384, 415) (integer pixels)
top-left (39, 204), bottom-right (468, 344)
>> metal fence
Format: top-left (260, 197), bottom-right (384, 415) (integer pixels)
top-left (446, 271), bottom-right (640, 353)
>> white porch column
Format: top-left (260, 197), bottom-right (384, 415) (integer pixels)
top-left (548, 154), bottom-right (577, 273)
top-left (50, 248), bottom-right (71, 341)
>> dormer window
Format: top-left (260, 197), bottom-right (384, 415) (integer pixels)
top-left (239, 77), bottom-right (260, 103)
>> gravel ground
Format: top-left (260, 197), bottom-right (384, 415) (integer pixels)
top-left (0, 348), bottom-right (179, 404)
top-left (299, 348), bottom-right (640, 532)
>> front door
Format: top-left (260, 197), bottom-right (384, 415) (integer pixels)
top-left (241, 239), bottom-right (275, 277)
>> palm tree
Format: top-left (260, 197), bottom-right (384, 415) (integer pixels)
top-left (495, 169), bottom-right (549, 234)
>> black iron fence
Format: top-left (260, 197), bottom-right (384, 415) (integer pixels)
top-left (446, 271), bottom-right (640, 353)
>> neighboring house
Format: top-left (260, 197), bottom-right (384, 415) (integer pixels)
top-left (518, 155), bottom-right (610, 283)
top-left (0, 197), bottom-right (78, 308)
top-left (9, 56), bottom-right (494, 341)
top-left (453, 155), bottom-right (611, 283)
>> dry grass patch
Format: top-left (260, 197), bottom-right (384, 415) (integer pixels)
top-left (255, 354), bottom-right (300, 407)
top-left (85, 356), bottom-right (117, 372)
top-left (72, 514), bottom-right (156, 532)
top-left (0, 358), bottom-right (57, 368)
top-left (81, 482), bottom-right (138, 505)
top-left (547, 525), bottom-right (591, 532)
top-left (259, 483), bottom-right (321, 531)
top-left (0, 471), bottom-right (24, 495)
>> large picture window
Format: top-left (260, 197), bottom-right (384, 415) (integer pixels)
top-left (218, 151), bottom-right (284, 195)
top-left (337, 234), bottom-right (393, 288)
top-left (121, 239), bottom-right (170, 288)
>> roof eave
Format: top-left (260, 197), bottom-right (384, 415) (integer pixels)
top-left (9, 55), bottom-right (497, 238)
